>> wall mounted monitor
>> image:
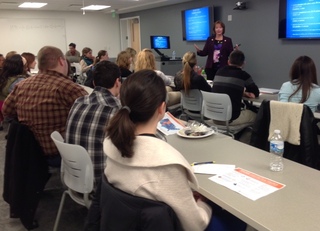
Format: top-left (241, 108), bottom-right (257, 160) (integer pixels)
top-left (182, 6), bottom-right (213, 41)
top-left (150, 35), bottom-right (171, 49)
top-left (279, 0), bottom-right (320, 39)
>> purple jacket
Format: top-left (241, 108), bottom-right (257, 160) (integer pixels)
top-left (197, 35), bottom-right (233, 69)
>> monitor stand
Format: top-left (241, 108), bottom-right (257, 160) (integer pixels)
top-left (153, 48), bottom-right (170, 61)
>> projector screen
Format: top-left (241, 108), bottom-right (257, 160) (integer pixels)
top-left (279, 0), bottom-right (320, 39)
top-left (182, 6), bottom-right (213, 41)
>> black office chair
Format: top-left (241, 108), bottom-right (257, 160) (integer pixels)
top-left (85, 175), bottom-right (183, 231)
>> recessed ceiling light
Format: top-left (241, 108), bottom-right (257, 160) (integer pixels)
top-left (19, 2), bottom-right (47, 8)
top-left (81, 5), bottom-right (110, 11)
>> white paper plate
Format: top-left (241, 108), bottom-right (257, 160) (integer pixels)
top-left (177, 127), bottom-right (215, 139)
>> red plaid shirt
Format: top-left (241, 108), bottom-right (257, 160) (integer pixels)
top-left (2, 70), bottom-right (88, 156)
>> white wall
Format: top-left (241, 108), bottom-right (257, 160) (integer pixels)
top-left (0, 10), bottom-right (121, 58)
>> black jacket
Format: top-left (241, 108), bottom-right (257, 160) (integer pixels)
top-left (250, 100), bottom-right (320, 169)
top-left (3, 120), bottom-right (50, 230)
top-left (85, 175), bottom-right (182, 231)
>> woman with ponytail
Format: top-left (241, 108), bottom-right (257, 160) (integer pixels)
top-left (174, 51), bottom-right (211, 94)
top-left (103, 69), bottom-right (213, 231)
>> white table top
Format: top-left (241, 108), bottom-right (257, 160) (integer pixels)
top-left (243, 93), bottom-right (278, 105)
top-left (167, 133), bottom-right (320, 231)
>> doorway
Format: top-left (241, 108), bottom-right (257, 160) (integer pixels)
top-left (120, 16), bottom-right (141, 52)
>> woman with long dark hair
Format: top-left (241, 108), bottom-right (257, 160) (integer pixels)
top-left (103, 70), bottom-right (247, 231)
top-left (279, 56), bottom-right (320, 111)
top-left (104, 69), bottom-right (212, 230)
top-left (0, 54), bottom-right (26, 100)
top-left (21, 52), bottom-right (37, 76)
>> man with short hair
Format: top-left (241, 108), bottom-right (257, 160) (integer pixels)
top-left (2, 46), bottom-right (88, 167)
top-left (65, 42), bottom-right (81, 63)
top-left (65, 60), bottom-right (122, 182)
top-left (212, 50), bottom-right (259, 125)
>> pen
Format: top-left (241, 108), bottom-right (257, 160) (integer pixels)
top-left (191, 161), bottom-right (215, 166)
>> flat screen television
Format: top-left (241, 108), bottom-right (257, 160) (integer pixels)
top-left (150, 35), bottom-right (171, 49)
top-left (279, 0), bottom-right (320, 39)
top-left (182, 6), bottom-right (213, 41)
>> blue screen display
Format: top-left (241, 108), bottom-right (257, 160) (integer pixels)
top-left (280, 0), bottom-right (320, 39)
top-left (184, 6), bottom-right (211, 41)
top-left (150, 36), bottom-right (170, 49)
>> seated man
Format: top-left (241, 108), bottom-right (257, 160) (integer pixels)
top-left (2, 46), bottom-right (88, 167)
top-left (65, 60), bottom-right (122, 183)
top-left (212, 50), bottom-right (259, 125)
top-left (65, 42), bottom-right (81, 63)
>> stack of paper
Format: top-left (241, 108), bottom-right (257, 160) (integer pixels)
top-left (259, 88), bottom-right (280, 94)
top-left (192, 164), bottom-right (235, 175)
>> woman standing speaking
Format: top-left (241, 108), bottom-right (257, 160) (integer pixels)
top-left (194, 20), bottom-right (235, 81)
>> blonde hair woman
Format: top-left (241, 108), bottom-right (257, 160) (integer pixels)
top-left (135, 48), bottom-right (172, 86)
top-left (116, 51), bottom-right (132, 77)
top-left (125, 47), bottom-right (137, 72)
top-left (174, 51), bottom-right (211, 94)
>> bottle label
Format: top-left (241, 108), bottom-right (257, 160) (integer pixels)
top-left (270, 141), bottom-right (284, 154)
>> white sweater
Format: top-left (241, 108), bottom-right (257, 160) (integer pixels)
top-left (104, 136), bottom-right (212, 231)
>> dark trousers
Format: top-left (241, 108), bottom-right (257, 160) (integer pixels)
top-left (205, 67), bottom-right (219, 81)
top-left (205, 202), bottom-right (247, 231)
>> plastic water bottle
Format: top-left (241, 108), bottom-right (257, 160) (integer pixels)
top-left (172, 51), bottom-right (176, 60)
top-left (269, 129), bottom-right (284, 171)
top-left (201, 69), bottom-right (207, 80)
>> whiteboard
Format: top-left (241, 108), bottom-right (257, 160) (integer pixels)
top-left (0, 18), bottom-right (67, 55)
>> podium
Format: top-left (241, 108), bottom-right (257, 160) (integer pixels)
top-left (155, 57), bottom-right (182, 76)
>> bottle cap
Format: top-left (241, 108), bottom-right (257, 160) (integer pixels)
top-left (274, 129), bottom-right (280, 134)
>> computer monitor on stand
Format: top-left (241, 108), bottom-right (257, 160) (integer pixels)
top-left (150, 35), bottom-right (171, 61)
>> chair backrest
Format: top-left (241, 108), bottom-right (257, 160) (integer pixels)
top-left (201, 91), bottom-right (232, 122)
top-left (180, 89), bottom-right (203, 112)
top-left (50, 131), bottom-right (94, 194)
top-left (98, 176), bottom-right (182, 231)
top-left (70, 62), bottom-right (81, 75)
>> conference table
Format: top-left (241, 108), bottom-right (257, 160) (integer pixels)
top-left (243, 92), bottom-right (278, 106)
top-left (167, 133), bottom-right (320, 231)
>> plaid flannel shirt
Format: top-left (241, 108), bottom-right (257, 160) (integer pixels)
top-left (65, 86), bottom-right (121, 181)
top-left (2, 70), bottom-right (88, 156)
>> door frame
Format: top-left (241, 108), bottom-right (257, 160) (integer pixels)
top-left (120, 16), bottom-right (141, 52)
